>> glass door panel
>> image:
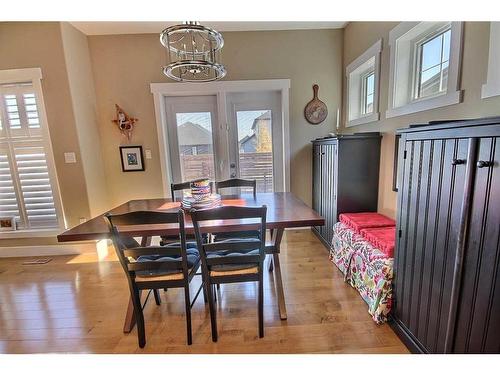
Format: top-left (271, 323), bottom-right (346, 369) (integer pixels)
top-left (227, 91), bottom-right (283, 192)
top-left (236, 110), bottom-right (274, 193)
top-left (175, 112), bottom-right (215, 181)
top-left (164, 96), bottom-right (218, 185)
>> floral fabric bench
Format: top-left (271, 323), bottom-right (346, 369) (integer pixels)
top-left (329, 220), bottom-right (395, 324)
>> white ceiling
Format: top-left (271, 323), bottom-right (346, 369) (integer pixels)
top-left (70, 21), bottom-right (347, 35)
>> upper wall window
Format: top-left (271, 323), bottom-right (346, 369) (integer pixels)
top-left (387, 22), bottom-right (463, 118)
top-left (482, 22), bottom-right (500, 99)
top-left (346, 39), bottom-right (382, 127)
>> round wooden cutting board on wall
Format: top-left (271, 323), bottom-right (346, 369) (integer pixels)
top-left (304, 84), bottom-right (328, 125)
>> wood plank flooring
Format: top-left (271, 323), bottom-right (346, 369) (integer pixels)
top-left (0, 229), bottom-right (409, 353)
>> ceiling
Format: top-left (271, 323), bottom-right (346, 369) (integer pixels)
top-left (70, 21), bottom-right (347, 35)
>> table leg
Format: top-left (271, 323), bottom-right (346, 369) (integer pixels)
top-left (270, 228), bottom-right (287, 320)
top-left (123, 235), bottom-right (150, 333)
top-left (267, 229), bottom-right (274, 272)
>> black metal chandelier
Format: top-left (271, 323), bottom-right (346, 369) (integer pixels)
top-left (160, 21), bottom-right (226, 82)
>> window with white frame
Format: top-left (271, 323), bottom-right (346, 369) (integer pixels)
top-left (0, 69), bottom-right (63, 231)
top-left (387, 22), bottom-right (463, 118)
top-left (482, 22), bottom-right (500, 99)
top-left (346, 39), bottom-right (382, 127)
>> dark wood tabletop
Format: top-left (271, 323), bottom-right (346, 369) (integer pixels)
top-left (57, 192), bottom-right (325, 243)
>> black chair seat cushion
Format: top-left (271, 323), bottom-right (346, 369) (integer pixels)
top-left (207, 238), bottom-right (262, 272)
top-left (135, 243), bottom-right (199, 277)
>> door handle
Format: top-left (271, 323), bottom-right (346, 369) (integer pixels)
top-left (452, 158), bottom-right (466, 165)
top-left (477, 160), bottom-right (494, 168)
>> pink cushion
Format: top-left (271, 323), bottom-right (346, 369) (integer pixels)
top-left (360, 226), bottom-right (396, 258)
top-left (339, 212), bottom-right (395, 234)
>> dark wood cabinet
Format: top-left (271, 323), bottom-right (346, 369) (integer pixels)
top-left (312, 133), bottom-right (381, 247)
top-left (391, 117), bottom-right (500, 354)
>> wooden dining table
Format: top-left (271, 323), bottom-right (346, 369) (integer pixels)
top-left (57, 192), bottom-right (324, 332)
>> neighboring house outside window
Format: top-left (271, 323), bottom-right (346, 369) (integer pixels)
top-left (238, 110), bottom-right (272, 153)
top-left (177, 121), bottom-right (213, 156)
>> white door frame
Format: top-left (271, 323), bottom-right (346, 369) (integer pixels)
top-left (150, 79), bottom-right (291, 198)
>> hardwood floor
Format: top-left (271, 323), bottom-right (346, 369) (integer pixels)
top-left (0, 229), bottom-right (409, 353)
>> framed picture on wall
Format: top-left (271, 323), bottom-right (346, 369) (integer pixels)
top-left (120, 146), bottom-right (145, 172)
top-left (392, 134), bottom-right (401, 192)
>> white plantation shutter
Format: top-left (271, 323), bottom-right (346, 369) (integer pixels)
top-left (0, 78), bottom-right (62, 231)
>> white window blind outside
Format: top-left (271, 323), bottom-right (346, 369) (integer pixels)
top-left (0, 81), bottom-right (61, 230)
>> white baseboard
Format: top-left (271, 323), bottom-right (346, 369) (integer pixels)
top-left (285, 226), bottom-right (312, 231)
top-left (0, 244), bottom-right (94, 258)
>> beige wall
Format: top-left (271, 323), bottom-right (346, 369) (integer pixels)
top-left (0, 22), bottom-right (92, 240)
top-left (60, 22), bottom-right (109, 217)
top-left (341, 22), bottom-right (500, 219)
top-left (88, 29), bottom-right (343, 207)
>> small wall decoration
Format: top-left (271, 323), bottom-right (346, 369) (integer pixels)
top-left (112, 104), bottom-right (138, 141)
top-left (120, 146), bottom-right (145, 172)
top-left (304, 84), bottom-right (328, 125)
top-left (0, 216), bottom-right (16, 231)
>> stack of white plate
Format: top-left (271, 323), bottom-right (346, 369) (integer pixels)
top-left (181, 193), bottom-right (222, 210)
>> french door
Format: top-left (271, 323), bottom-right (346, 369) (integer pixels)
top-left (225, 91), bottom-right (283, 193)
top-left (163, 86), bottom-right (286, 194)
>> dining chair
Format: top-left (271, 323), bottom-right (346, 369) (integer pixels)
top-left (215, 178), bottom-right (257, 198)
top-left (104, 210), bottom-right (203, 347)
top-left (191, 205), bottom-right (267, 342)
top-left (213, 178), bottom-right (260, 241)
top-left (162, 179), bottom-right (214, 247)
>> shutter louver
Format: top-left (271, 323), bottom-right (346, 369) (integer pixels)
top-left (0, 149), bottom-right (20, 223)
top-left (0, 80), bottom-right (61, 231)
top-left (14, 143), bottom-right (58, 229)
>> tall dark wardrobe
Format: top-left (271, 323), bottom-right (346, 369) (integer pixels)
top-left (312, 133), bottom-right (381, 247)
top-left (391, 117), bottom-right (500, 353)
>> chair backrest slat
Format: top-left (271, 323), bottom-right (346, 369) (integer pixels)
top-left (215, 178), bottom-right (256, 198)
top-left (205, 254), bottom-right (262, 266)
top-left (190, 205), bottom-right (264, 222)
top-left (204, 240), bottom-right (261, 253)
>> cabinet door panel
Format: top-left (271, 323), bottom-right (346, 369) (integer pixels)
top-left (454, 137), bottom-right (500, 353)
top-left (312, 143), bottom-right (321, 232)
top-left (395, 138), bottom-right (469, 353)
